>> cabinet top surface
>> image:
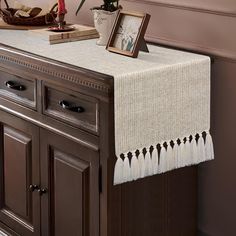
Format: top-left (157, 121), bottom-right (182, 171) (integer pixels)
top-left (0, 29), bottom-right (209, 77)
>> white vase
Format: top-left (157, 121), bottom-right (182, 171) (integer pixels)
top-left (92, 9), bottom-right (118, 46)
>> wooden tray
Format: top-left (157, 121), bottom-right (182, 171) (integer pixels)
top-left (0, 18), bottom-right (46, 30)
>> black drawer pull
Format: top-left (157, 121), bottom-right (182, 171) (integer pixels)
top-left (59, 100), bottom-right (84, 113)
top-left (5, 81), bottom-right (26, 91)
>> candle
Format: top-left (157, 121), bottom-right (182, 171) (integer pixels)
top-left (58, 0), bottom-right (67, 15)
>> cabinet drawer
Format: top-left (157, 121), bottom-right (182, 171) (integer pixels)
top-left (0, 69), bottom-right (36, 109)
top-left (43, 84), bottom-right (99, 134)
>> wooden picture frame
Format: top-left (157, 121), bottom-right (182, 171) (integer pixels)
top-left (106, 11), bottom-right (150, 58)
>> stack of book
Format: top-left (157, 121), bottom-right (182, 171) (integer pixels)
top-left (29, 24), bottom-right (99, 44)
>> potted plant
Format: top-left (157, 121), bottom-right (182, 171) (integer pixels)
top-left (76, 0), bottom-right (121, 46)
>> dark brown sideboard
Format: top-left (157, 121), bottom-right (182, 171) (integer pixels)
top-left (75, 1), bottom-right (236, 235)
top-left (0, 43), bottom-right (197, 236)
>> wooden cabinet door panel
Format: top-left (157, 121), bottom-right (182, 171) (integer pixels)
top-left (0, 111), bottom-right (40, 236)
top-left (40, 129), bottom-right (99, 236)
top-left (53, 150), bottom-right (89, 236)
top-left (4, 126), bottom-right (31, 218)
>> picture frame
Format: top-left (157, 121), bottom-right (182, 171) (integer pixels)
top-left (106, 11), bottom-right (151, 58)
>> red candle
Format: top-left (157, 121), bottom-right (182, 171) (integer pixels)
top-left (58, 0), bottom-right (67, 14)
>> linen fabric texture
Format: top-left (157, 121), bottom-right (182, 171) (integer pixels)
top-left (113, 56), bottom-right (213, 184)
top-left (0, 32), bottom-right (214, 185)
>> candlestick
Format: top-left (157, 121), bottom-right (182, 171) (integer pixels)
top-left (58, 0), bottom-right (67, 15)
top-left (48, 0), bottom-right (75, 32)
top-left (58, 0), bottom-right (67, 29)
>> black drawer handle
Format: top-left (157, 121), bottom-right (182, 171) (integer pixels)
top-left (59, 100), bottom-right (84, 113)
top-left (5, 81), bottom-right (26, 91)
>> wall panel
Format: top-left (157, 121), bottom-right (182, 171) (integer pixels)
top-left (126, 0), bottom-right (236, 16)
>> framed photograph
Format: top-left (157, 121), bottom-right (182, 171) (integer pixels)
top-left (106, 11), bottom-right (150, 58)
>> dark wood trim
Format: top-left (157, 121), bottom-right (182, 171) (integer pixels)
top-left (0, 45), bottom-right (113, 94)
top-left (0, 221), bottom-right (20, 236)
top-left (124, 0), bottom-right (236, 17)
top-left (0, 97), bottom-right (99, 152)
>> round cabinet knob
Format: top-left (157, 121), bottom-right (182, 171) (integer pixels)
top-left (29, 184), bottom-right (39, 192)
top-left (38, 188), bottom-right (47, 196)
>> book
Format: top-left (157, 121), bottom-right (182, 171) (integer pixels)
top-left (29, 24), bottom-right (99, 44)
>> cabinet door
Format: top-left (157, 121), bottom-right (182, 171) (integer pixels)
top-left (40, 129), bottom-right (99, 236)
top-left (0, 111), bottom-right (40, 236)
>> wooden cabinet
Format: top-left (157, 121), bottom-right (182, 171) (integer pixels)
top-left (42, 83), bottom-right (99, 134)
top-left (0, 111), bottom-right (40, 236)
top-left (0, 43), bottom-right (197, 236)
top-left (0, 68), bottom-right (36, 109)
top-left (0, 110), bottom-right (99, 236)
top-left (40, 129), bottom-right (99, 236)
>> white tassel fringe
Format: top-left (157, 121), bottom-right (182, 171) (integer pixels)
top-left (191, 135), bottom-right (198, 164)
top-left (114, 130), bottom-right (214, 185)
top-left (123, 153), bottom-right (132, 182)
top-left (113, 156), bottom-right (124, 185)
top-left (205, 131), bottom-right (214, 161)
top-left (159, 143), bottom-right (167, 174)
top-left (144, 150), bottom-right (153, 177)
top-left (198, 133), bottom-right (206, 163)
top-left (130, 151), bottom-right (140, 181)
top-left (138, 152), bottom-right (145, 178)
top-left (152, 146), bottom-right (159, 175)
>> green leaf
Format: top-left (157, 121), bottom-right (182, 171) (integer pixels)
top-left (76, 0), bottom-right (86, 15)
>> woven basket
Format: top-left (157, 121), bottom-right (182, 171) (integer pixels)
top-left (0, 0), bottom-right (58, 26)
